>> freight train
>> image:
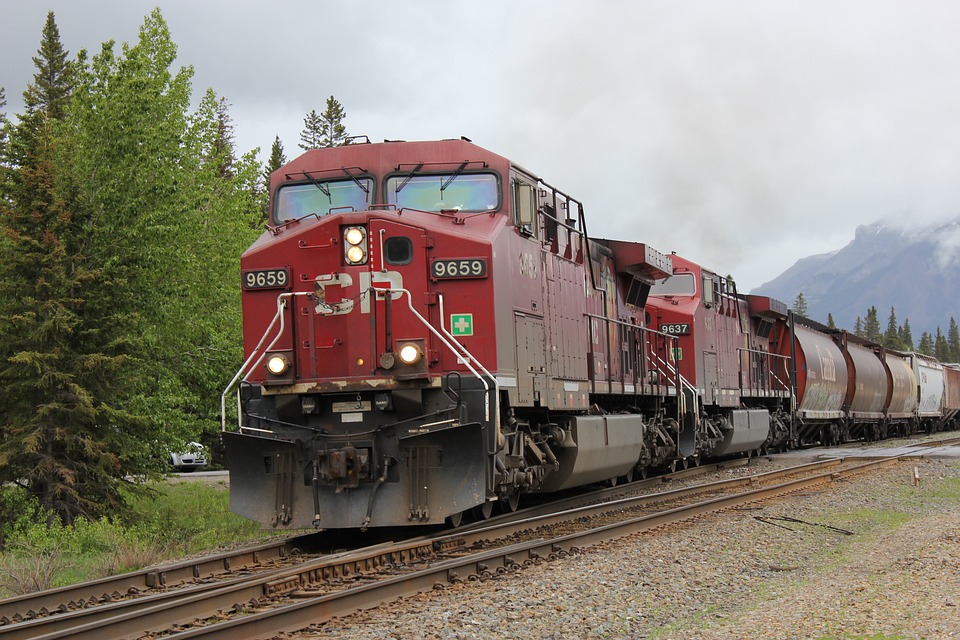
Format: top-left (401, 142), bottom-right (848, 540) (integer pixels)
top-left (222, 138), bottom-right (960, 531)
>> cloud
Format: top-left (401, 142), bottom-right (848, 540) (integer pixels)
top-left (3, 0), bottom-right (960, 290)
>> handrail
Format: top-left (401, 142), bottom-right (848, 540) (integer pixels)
top-left (220, 292), bottom-right (309, 431)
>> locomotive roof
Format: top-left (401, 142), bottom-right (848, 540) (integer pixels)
top-left (271, 138), bottom-right (516, 193)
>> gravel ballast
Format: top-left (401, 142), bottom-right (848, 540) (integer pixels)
top-left (291, 457), bottom-right (960, 639)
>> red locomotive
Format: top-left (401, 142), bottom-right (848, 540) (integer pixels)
top-left (222, 138), bottom-right (958, 531)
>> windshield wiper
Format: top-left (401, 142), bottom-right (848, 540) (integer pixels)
top-left (301, 170), bottom-right (331, 200)
top-left (340, 166), bottom-right (370, 195)
top-left (439, 162), bottom-right (468, 194)
top-left (393, 163), bottom-right (424, 194)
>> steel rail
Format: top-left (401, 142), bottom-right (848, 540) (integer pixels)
top-left (5, 457), bottom-right (896, 639)
top-left (0, 533), bottom-right (315, 626)
top-left (163, 456), bottom-right (900, 639)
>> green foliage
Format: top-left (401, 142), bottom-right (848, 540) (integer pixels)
top-left (792, 292), bottom-right (808, 317)
top-left (898, 318), bottom-right (914, 351)
top-left (319, 95), bottom-right (348, 148)
top-left (862, 306), bottom-right (882, 343)
top-left (299, 95), bottom-right (349, 150)
top-left (0, 482), bottom-right (266, 595)
top-left (882, 306), bottom-right (904, 350)
top-left (261, 134), bottom-right (287, 225)
top-left (0, 9), bottom-right (262, 522)
top-left (299, 109), bottom-right (323, 150)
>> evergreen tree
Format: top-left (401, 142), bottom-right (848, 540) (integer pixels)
top-left (827, 313), bottom-right (836, 329)
top-left (935, 327), bottom-right (949, 361)
top-left (918, 332), bottom-right (934, 356)
top-left (948, 317), bottom-right (960, 362)
top-left (7, 11), bottom-right (74, 194)
top-left (261, 134), bottom-right (286, 224)
top-left (0, 86), bottom-right (8, 164)
top-left (23, 12), bottom-right (74, 121)
top-left (792, 292), bottom-right (808, 317)
top-left (209, 95), bottom-right (235, 180)
top-left (854, 316), bottom-right (864, 337)
top-left (899, 318), bottom-right (914, 352)
top-left (863, 306), bottom-right (882, 343)
top-left (0, 12), bottom-right (140, 523)
top-left (319, 95), bottom-right (348, 148)
top-left (883, 307), bottom-right (903, 350)
top-left (299, 109), bottom-right (323, 150)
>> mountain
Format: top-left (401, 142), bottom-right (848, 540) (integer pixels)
top-left (750, 219), bottom-right (960, 338)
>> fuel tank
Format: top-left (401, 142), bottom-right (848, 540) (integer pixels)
top-left (883, 353), bottom-right (918, 418)
top-left (790, 325), bottom-right (847, 419)
top-left (844, 342), bottom-right (888, 418)
top-left (538, 414), bottom-right (644, 492)
top-left (711, 409), bottom-right (771, 456)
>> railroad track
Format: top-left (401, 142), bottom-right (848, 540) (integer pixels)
top-left (0, 455), bottom-right (901, 640)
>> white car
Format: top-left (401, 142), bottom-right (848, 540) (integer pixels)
top-left (170, 442), bottom-right (208, 471)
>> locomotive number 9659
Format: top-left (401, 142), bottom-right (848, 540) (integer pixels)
top-left (243, 268), bottom-right (290, 290)
top-left (431, 258), bottom-right (487, 279)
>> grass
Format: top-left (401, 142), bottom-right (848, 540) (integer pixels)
top-left (0, 481), bottom-right (272, 597)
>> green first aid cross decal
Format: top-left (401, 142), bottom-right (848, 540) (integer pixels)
top-left (450, 314), bottom-right (474, 336)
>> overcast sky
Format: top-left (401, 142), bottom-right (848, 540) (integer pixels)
top-left (3, 1), bottom-right (960, 291)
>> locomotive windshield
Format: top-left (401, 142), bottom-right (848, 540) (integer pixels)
top-left (274, 179), bottom-right (374, 222)
top-left (649, 273), bottom-right (696, 296)
top-left (386, 173), bottom-right (499, 212)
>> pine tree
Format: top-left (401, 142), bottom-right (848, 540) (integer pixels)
top-left (299, 109), bottom-right (323, 150)
top-left (319, 95), bottom-right (348, 148)
top-left (935, 327), bottom-right (949, 361)
top-left (827, 313), bottom-right (836, 329)
top-left (0, 12), bottom-right (139, 523)
top-left (7, 11), bottom-right (74, 187)
top-left (899, 318), bottom-right (914, 352)
top-left (863, 306), bottom-right (882, 343)
top-left (918, 332), bottom-right (934, 355)
top-left (854, 316), bottom-right (864, 337)
top-left (0, 86), bottom-right (8, 163)
top-left (883, 307), bottom-right (903, 350)
top-left (209, 95), bottom-right (235, 180)
top-left (948, 317), bottom-right (960, 362)
top-left (261, 134), bottom-right (286, 224)
top-left (792, 292), bottom-right (808, 317)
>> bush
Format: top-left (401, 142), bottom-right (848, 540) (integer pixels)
top-left (0, 481), bottom-right (265, 597)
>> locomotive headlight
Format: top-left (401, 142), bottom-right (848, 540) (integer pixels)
top-left (397, 343), bottom-right (422, 365)
top-left (343, 226), bottom-right (367, 265)
top-left (266, 354), bottom-right (290, 376)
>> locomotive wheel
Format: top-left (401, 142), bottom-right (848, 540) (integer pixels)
top-left (446, 510), bottom-right (464, 528)
top-left (503, 491), bottom-right (520, 513)
top-left (474, 500), bottom-right (494, 520)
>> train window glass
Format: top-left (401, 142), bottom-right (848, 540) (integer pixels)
top-left (649, 273), bottom-right (695, 296)
top-left (275, 179), bottom-right (373, 223)
top-left (386, 173), bottom-right (499, 213)
top-left (703, 275), bottom-right (715, 307)
top-left (515, 182), bottom-right (535, 228)
top-left (384, 237), bottom-right (413, 265)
